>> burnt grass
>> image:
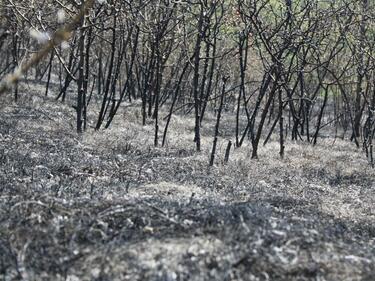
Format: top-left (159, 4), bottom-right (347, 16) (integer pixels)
top-left (0, 91), bottom-right (375, 281)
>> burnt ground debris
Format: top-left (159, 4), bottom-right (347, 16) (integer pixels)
top-left (0, 92), bottom-right (375, 281)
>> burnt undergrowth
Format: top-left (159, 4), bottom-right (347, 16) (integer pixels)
top-left (0, 95), bottom-right (374, 280)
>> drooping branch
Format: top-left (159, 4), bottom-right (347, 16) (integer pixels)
top-left (0, 0), bottom-right (95, 96)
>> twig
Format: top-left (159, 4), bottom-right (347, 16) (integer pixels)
top-left (10, 200), bottom-right (49, 211)
top-left (143, 200), bottom-right (188, 229)
top-left (16, 240), bottom-right (31, 281)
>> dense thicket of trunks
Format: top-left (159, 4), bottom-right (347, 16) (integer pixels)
top-left (0, 0), bottom-right (374, 164)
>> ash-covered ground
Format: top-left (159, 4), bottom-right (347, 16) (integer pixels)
top-left (0, 90), bottom-right (374, 281)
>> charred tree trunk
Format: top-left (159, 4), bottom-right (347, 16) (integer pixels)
top-left (76, 13), bottom-right (86, 134)
top-left (45, 51), bottom-right (54, 97)
top-left (210, 76), bottom-right (228, 166)
top-left (192, 6), bottom-right (205, 152)
top-left (95, 15), bottom-right (117, 130)
top-left (279, 89), bottom-right (285, 158)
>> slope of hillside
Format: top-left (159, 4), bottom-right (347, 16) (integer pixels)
top-left (0, 90), bottom-right (374, 281)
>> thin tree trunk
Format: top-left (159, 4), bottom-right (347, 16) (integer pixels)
top-left (95, 15), bottom-right (116, 130)
top-left (45, 51), bottom-right (54, 97)
top-left (76, 14), bottom-right (86, 134)
top-left (279, 89), bottom-right (285, 158)
top-left (210, 76), bottom-right (228, 166)
top-left (192, 7), bottom-right (205, 152)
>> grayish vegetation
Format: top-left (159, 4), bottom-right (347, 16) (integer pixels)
top-left (0, 89), bottom-right (374, 280)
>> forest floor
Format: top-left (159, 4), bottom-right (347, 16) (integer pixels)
top-left (0, 86), bottom-right (375, 281)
